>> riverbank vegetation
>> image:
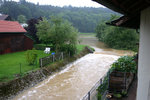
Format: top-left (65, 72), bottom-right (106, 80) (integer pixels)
top-left (96, 15), bottom-right (139, 51)
top-left (0, 45), bottom-right (89, 82)
top-left (36, 17), bottom-right (78, 54)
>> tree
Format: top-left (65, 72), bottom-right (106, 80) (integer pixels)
top-left (36, 17), bottom-right (51, 45)
top-left (96, 15), bottom-right (139, 51)
top-left (0, 0), bottom-right (3, 6)
top-left (0, 0), bottom-right (118, 33)
top-left (95, 20), bottom-right (107, 41)
top-left (17, 15), bottom-right (27, 23)
top-left (36, 17), bottom-right (78, 53)
top-left (26, 17), bottom-right (42, 43)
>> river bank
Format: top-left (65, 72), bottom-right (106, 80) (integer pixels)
top-left (0, 47), bottom-right (93, 100)
top-left (12, 33), bottom-right (134, 100)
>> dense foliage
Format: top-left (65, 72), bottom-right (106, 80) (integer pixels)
top-left (25, 17), bottom-right (43, 43)
top-left (25, 50), bottom-right (37, 65)
top-left (0, 0), bottom-right (118, 32)
top-left (97, 76), bottom-right (109, 100)
top-left (96, 15), bottom-right (139, 51)
top-left (17, 15), bottom-right (27, 23)
top-left (111, 56), bottom-right (137, 73)
top-left (36, 17), bottom-right (78, 53)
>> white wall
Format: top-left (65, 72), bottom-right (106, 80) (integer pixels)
top-left (137, 7), bottom-right (150, 100)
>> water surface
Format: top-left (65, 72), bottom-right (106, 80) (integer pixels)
top-left (14, 35), bottom-right (133, 100)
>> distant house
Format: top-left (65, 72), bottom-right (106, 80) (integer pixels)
top-left (0, 20), bottom-right (33, 54)
top-left (0, 14), bottom-right (11, 21)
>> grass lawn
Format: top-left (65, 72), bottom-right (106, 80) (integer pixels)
top-left (0, 45), bottom-right (88, 82)
top-left (0, 50), bottom-right (50, 82)
top-left (76, 44), bottom-right (87, 54)
top-left (79, 32), bottom-right (96, 37)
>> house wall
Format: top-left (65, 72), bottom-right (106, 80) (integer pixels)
top-left (137, 7), bottom-right (150, 100)
top-left (24, 35), bottom-right (33, 50)
top-left (0, 34), bottom-right (33, 54)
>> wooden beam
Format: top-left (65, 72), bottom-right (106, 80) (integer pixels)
top-left (126, 0), bottom-right (143, 11)
top-left (92, 0), bottom-right (127, 14)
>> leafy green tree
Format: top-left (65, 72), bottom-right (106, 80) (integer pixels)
top-left (0, 0), bottom-right (118, 33)
top-left (36, 17), bottom-right (78, 53)
top-left (36, 17), bottom-right (51, 45)
top-left (0, 0), bottom-right (3, 6)
top-left (17, 15), bottom-right (27, 23)
top-left (96, 15), bottom-right (139, 51)
top-left (95, 21), bottom-right (107, 41)
top-left (104, 26), bottom-right (138, 50)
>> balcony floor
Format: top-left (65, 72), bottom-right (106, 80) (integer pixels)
top-left (110, 78), bottom-right (137, 100)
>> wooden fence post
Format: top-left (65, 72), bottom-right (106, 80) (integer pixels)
top-left (100, 79), bottom-right (102, 85)
top-left (40, 58), bottom-right (42, 67)
top-left (88, 92), bottom-right (90, 100)
top-left (20, 63), bottom-right (22, 76)
top-left (62, 52), bottom-right (63, 60)
top-left (69, 52), bottom-right (70, 57)
top-left (52, 55), bottom-right (55, 62)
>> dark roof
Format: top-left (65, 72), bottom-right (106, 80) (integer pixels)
top-left (0, 14), bottom-right (10, 20)
top-left (0, 20), bottom-right (27, 33)
top-left (106, 15), bottom-right (140, 29)
top-left (93, 0), bottom-right (150, 29)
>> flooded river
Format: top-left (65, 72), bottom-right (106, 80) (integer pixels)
top-left (14, 35), bottom-right (133, 100)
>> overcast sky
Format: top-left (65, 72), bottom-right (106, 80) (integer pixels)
top-left (13, 0), bottom-right (104, 8)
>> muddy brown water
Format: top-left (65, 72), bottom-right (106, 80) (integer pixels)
top-left (13, 35), bottom-right (134, 100)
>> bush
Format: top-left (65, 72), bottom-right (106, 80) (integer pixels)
top-left (97, 76), bottom-right (109, 100)
top-left (25, 50), bottom-right (37, 65)
top-left (104, 27), bottom-right (139, 51)
top-left (59, 44), bottom-right (77, 56)
top-left (96, 15), bottom-right (139, 51)
top-left (112, 56), bottom-right (136, 73)
top-left (34, 44), bottom-right (53, 50)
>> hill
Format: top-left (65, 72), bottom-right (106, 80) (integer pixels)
top-left (0, 0), bottom-right (119, 32)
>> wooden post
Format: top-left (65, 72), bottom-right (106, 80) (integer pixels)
top-left (100, 79), bottom-right (103, 85)
top-left (88, 92), bottom-right (90, 100)
top-left (52, 55), bottom-right (55, 62)
top-left (108, 71), bottom-right (110, 90)
top-left (69, 52), bottom-right (70, 57)
top-left (62, 52), bottom-right (63, 60)
top-left (40, 58), bottom-right (42, 67)
top-left (20, 63), bottom-right (22, 77)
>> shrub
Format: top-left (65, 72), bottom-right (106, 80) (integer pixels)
top-left (34, 44), bottom-right (53, 50)
top-left (25, 50), bottom-right (37, 65)
top-left (96, 15), bottom-right (139, 51)
top-left (97, 76), bottom-right (109, 100)
top-left (59, 44), bottom-right (77, 56)
top-left (112, 56), bottom-right (136, 73)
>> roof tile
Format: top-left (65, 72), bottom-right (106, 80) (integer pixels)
top-left (0, 20), bottom-right (26, 33)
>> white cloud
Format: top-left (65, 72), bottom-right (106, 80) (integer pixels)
top-left (13, 0), bottom-right (104, 8)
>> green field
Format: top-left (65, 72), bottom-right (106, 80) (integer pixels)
top-left (79, 32), bottom-right (96, 37)
top-left (0, 45), bottom-right (87, 82)
top-left (0, 50), bottom-right (50, 82)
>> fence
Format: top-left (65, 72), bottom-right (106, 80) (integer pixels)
top-left (39, 52), bottom-right (70, 67)
top-left (81, 70), bottom-right (110, 100)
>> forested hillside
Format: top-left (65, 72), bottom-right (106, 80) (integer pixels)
top-left (0, 0), bottom-right (118, 32)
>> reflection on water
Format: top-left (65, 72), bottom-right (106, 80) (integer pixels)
top-left (14, 35), bottom-right (134, 100)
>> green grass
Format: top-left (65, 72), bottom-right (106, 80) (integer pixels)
top-left (76, 44), bottom-right (94, 54)
top-left (0, 50), bottom-right (50, 82)
top-left (76, 44), bottom-right (87, 54)
top-left (79, 32), bottom-right (96, 36)
top-left (0, 45), bottom-right (87, 82)
top-left (0, 44), bottom-right (91, 82)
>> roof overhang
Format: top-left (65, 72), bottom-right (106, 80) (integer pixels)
top-left (106, 15), bottom-right (140, 29)
top-left (92, 0), bottom-right (150, 29)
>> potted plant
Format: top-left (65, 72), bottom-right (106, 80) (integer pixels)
top-left (109, 56), bottom-right (136, 92)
